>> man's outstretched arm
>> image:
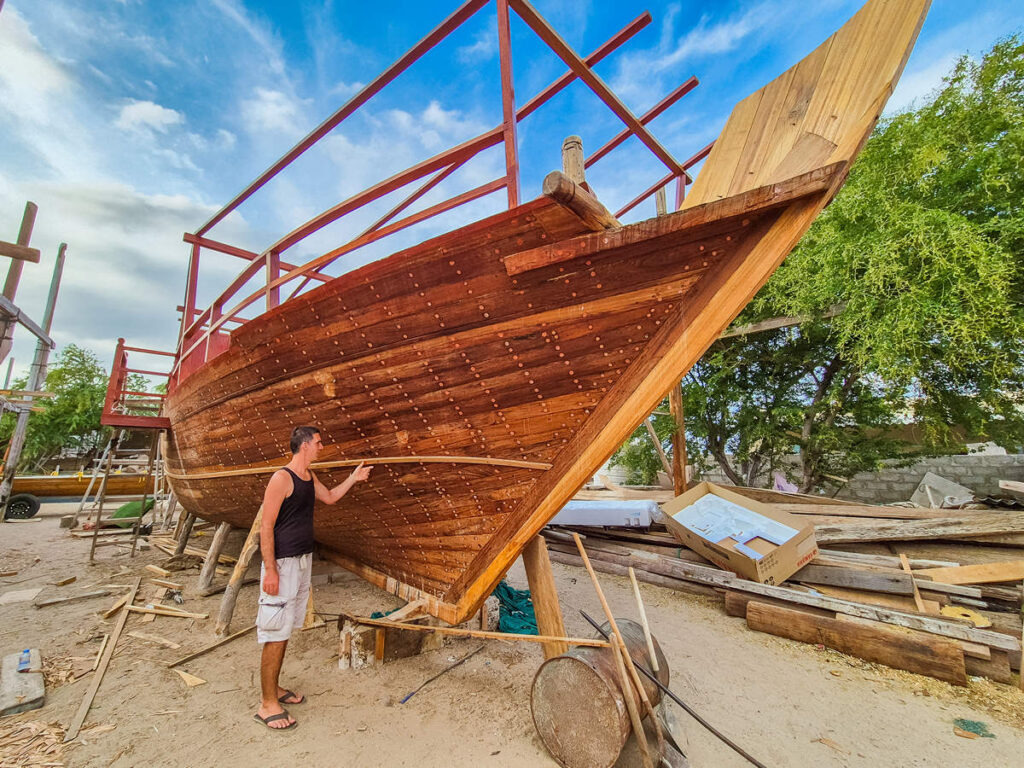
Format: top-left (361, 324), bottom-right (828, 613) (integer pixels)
top-left (313, 462), bottom-right (372, 505)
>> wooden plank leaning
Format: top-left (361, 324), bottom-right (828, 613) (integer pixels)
top-left (196, 521), bottom-right (233, 593)
top-left (214, 507), bottom-right (263, 632)
top-left (64, 577), bottom-right (141, 742)
top-left (571, 533), bottom-right (663, 768)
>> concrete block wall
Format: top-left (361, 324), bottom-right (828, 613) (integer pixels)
top-left (694, 454), bottom-right (1024, 505)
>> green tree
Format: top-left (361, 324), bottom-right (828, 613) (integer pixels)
top-left (613, 37), bottom-right (1024, 491)
top-left (0, 345), bottom-right (111, 471)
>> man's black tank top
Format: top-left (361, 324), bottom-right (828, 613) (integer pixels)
top-left (274, 467), bottom-right (315, 558)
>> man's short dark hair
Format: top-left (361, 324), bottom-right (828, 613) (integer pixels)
top-left (290, 426), bottom-right (321, 454)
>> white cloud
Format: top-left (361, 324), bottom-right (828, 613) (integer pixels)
top-left (115, 99), bottom-right (184, 133)
top-left (0, 9), bottom-right (73, 126)
top-left (239, 87), bottom-right (306, 137)
top-left (209, 0), bottom-right (287, 79)
top-left (456, 27), bottom-right (496, 63)
top-left (611, 2), bottom-right (765, 106)
top-left (217, 129), bottom-right (237, 149)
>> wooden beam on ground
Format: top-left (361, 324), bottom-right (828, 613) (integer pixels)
top-left (33, 590), bottom-right (111, 608)
top-left (914, 561), bottom-right (1024, 586)
top-left (214, 508), bottom-right (262, 634)
top-left (745, 600), bottom-right (967, 685)
top-left (343, 614), bottom-right (610, 648)
top-left (196, 521), bottom-right (232, 593)
top-left (790, 564), bottom-right (915, 596)
top-left (64, 577), bottom-right (140, 742)
top-left (814, 512), bottom-right (1024, 545)
top-left (167, 625), bottom-right (256, 668)
top-left (521, 535), bottom-right (568, 659)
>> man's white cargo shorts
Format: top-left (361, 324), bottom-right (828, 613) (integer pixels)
top-left (256, 553), bottom-right (312, 643)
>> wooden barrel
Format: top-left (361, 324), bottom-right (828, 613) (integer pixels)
top-left (531, 619), bottom-right (669, 768)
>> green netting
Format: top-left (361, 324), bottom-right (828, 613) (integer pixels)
top-left (111, 498), bottom-right (155, 528)
top-left (492, 580), bottom-right (537, 635)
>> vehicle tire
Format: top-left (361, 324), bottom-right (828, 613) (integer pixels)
top-left (5, 493), bottom-right (40, 520)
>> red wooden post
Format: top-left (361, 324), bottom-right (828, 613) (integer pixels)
top-left (266, 250), bottom-right (280, 310)
top-left (497, 0), bottom-right (520, 208)
top-left (180, 243), bottom-right (200, 346)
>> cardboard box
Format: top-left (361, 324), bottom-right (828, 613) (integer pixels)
top-left (661, 482), bottom-right (818, 585)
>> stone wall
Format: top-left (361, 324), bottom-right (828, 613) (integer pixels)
top-left (696, 454), bottom-right (1024, 504)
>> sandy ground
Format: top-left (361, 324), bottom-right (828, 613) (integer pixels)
top-left (1, 502), bottom-right (1023, 768)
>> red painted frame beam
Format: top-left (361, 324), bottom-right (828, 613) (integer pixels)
top-left (182, 234), bottom-right (330, 282)
top-left (585, 76), bottom-right (698, 171)
top-left (263, 13), bottom-right (653, 255)
top-left (195, 0), bottom-right (490, 237)
top-left (509, 0), bottom-right (686, 179)
top-left (615, 141), bottom-right (714, 218)
top-left (496, 0), bottom-right (520, 207)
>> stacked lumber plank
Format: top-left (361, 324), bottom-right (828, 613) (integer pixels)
top-left (546, 489), bottom-right (1024, 687)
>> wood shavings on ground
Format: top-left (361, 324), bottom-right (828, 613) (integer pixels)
top-left (0, 718), bottom-right (66, 767)
top-left (753, 624), bottom-right (1024, 729)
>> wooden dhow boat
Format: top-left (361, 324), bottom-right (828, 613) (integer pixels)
top-left (104, 0), bottom-right (929, 623)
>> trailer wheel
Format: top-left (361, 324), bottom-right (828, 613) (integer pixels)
top-left (5, 493), bottom-right (40, 520)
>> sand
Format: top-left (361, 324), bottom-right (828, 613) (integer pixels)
top-left (1, 501), bottom-right (1022, 767)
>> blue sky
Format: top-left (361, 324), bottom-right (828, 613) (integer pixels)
top-left (0, 0), bottom-right (1020, 385)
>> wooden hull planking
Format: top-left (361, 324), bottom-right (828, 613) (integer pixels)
top-left (164, 0), bottom-right (930, 624)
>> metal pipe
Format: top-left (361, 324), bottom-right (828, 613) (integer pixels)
top-left (580, 610), bottom-right (768, 768)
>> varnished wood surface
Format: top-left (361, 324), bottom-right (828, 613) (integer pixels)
top-left (165, 0), bottom-right (930, 625)
top-left (12, 474), bottom-right (154, 498)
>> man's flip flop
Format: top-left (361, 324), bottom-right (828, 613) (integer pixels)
top-left (254, 711), bottom-right (297, 730)
top-left (278, 690), bottom-right (306, 705)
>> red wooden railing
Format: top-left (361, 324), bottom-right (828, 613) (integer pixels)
top-left (169, 0), bottom-right (710, 393)
top-left (101, 338), bottom-right (174, 429)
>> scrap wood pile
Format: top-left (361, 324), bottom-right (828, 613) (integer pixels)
top-left (546, 486), bottom-right (1024, 688)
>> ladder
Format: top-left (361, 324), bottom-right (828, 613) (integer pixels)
top-left (82, 428), bottom-right (174, 563)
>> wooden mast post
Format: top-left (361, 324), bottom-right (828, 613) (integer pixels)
top-left (522, 535), bottom-right (568, 659)
top-left (197, 521), bottom-right (232, 593)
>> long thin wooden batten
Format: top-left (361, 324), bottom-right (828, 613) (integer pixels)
top-left (164, 455), bottom-right (553, 480)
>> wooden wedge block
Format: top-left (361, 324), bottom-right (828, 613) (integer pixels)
top-left (173, 669), bottom-right (206, 687)
top-left (145, 564), bottom-right (172, 578)
top-left (746, 600), bottom-right (968, 686)
top-left (915, 561), bottom-right (1024, 586)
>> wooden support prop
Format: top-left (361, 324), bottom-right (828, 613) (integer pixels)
top-left (168, 625), bottom-right (255, 668)
top-left (521, 535), bottom-right (568, 659)
top-left (628, 567), bottom-right (659, 673)
top-left (746, 601), bottom-right (967, 686)
top-left (196, 521), bottom-right (232, 592)
top-left (303, 588), bottom-right (325, 630)
top-left (173, 512), bottom-right (196, 555)
top-left (571, 533), bottom-right (663, 768)
top-left (214, 507), bottom-right (262, 634)
top-left (655, 186), bottom-right (667, 217)
top-left (668, 383), bottom-right (687, 494)
top-left (643, 418), bottom-right (672, 478)
top-left (343, 614), bottom-right (610, 648)
top-left (561, 135), bottom-right (586, 185)
top-left (541, 170), bottom-right (620, 232)
top-left (64, 577), bottom-right (140, 742)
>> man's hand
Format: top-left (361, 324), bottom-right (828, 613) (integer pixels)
top-left (351, 462), bottom-right (373, 483)
top-left (263, 568), bottom-right (280, 596)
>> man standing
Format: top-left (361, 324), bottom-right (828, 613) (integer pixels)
top-left (253, 426), bottom-right (372, 730)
